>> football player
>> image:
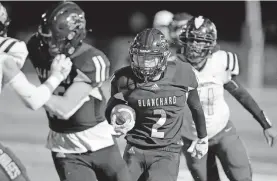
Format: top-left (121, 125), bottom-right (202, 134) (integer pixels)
top-left (106, 28), bottom-right (208, 181)
top-left (27, 2), bottom-right (131, 181)
top-left (167, 12), bottom-right (193, 62)
top-left (178, 16), bottom-right (277, 181)
top-left (0, 3), bottom-right (72, 181)
top-left (153, 10), bottom-right (173, 40)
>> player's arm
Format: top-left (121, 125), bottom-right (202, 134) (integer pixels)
top-left (43, 82), bottom-right (94, 120)
top-left (182, 62), bottom-right (207, 138)
top-left (105, 74), bottom-right (127, 124)
top-left (222, 51), bottom-right (272, 130)
top-left (44, 53), bottom-right (110, 119)
top-left (3, 53), bottom-right (70, 110)
top-left (187, 89), bottom-right (207, 139)
top-left (224, 77), bottom-right (272, 129)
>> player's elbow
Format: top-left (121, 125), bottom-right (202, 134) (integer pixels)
top-left (25, 101), bottom-right (43, 111)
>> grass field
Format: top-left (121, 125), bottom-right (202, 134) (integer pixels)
top-left (0, 73), bottom-right (277, 181)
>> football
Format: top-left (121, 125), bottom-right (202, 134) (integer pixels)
top-left (111, 104), bottom-right (136, 125)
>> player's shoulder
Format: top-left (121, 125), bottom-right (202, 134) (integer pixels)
top-left (72, 43), bottom-right (111, 84)
top-left (72, 43), bottom-right (110, 72)
top-left (210, 50), bottom-right (239, 72)
top-left (167, 60), bottom-right (198, 89)
top-left (0, 36), bottom-right (26, 53)
top-left (111, 66), bottom-right (133, 84)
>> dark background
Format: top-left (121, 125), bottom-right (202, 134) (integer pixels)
top-left (3, 1), bottom-right (277, 42)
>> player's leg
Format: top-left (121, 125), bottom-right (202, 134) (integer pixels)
top-left (216, 121), bottom-right (252, 181)
top-left (91, 142), bottom-right (132, 181)
top-left (143, 149), bottom-right (180, 181)
top-left (0, 143), bottom-right (31, 181)
top-left (181, 136), bottom-right (221, 181)
top-left (123, 144), bottom-right (145, 181)
top-left (52, 151), bottom-right (97, 181)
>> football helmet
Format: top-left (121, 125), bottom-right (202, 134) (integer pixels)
top-left (179, 16), bottom-right (217, 68)
top-left (38, 1), bottom-right (86, 57)
top-left (129, 28), bottom-right (170, 82)
top-left (168, 12), bottom-right (192, 43)
top-left (0, 3), bottom-right (11, 37)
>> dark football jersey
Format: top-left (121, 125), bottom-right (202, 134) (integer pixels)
top-left (27, 34), bottom-right (110, 133)
top-left (111, 61), bottom-right (198, 149)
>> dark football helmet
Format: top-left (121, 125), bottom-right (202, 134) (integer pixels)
top-left (168, 12), bottom-right (192, 44)
top-left (179, 16), bottom-right (217, 68)
top-left (129, 28), bottom-right (170, 82)
top-left (38, 1), bottom-right (86, 57)
top-left (0, 3), bottom-right (11, 37)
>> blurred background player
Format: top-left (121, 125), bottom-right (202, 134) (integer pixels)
top-left (27, 2), bottom-right (131, 181)
top-left (167, 12), bottom-right (193, 61)
top-left (178, 16), bottom-right (277, 181)
top-left (0, 2), bottom-right (72, 181)
top-left (106, 28), bottom-right (208, 181)
top-left (153, 10), bottom-right (173, 40)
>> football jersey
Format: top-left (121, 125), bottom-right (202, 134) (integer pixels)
top-left (112, 61), bottom-right (198, 150)
top-left (27, 34), bottom-right (110, 133)
top-left (0, 36), bottom-right (28, 93)
top-left (181, 50), bottom-right (239, 140)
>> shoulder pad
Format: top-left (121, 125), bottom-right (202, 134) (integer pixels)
top-left (72, 46), bottom-right (111, 84)
top-left (212, 50), bottom-right (239, 76)
top-left (176, 61), bottom-right (198, 90)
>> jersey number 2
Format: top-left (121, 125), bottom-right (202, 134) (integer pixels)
top-left (151, 109), bottom-right (167, 138)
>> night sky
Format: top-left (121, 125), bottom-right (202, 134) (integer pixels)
top-left (3, 1), bottom-right (277, 42)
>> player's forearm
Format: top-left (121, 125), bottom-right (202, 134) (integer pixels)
top-left (8, 71), bottom-right (64, 110)
top-left (224, 77), bottom-right (272, 129)
top-left (187, 89), bottom-right (207, 138)
top-left (44, 82), bottom-right (93, 119)
top-left (44, 95), bottom-right (90, 120)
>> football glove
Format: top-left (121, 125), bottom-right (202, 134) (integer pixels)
top-left (110, 104), bottom-right (136, 135)
top-left (187, 136), bottom-right (208, 159)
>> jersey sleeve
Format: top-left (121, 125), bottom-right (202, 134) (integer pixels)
top-left (0, 37), bottom-right (28, 69)
top-left (220, 50), bottom-right (240, 83)
top-left (73, 48), bottom-right (111, 86)
top-left (178, 61), bottom-right (198, 90)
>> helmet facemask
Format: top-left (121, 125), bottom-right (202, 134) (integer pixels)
top-left (179, 16), bottom-right (217, 70)
top-left (182, 38), bottom-right (215, 68)
top-left (130, 47), bottom-right (168, 82)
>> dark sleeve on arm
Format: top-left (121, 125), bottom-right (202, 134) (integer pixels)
top-left (224, 76), bottom-right (272, 129)
top-left (187, 89), bottom-right (207, 139)
top-left (105, 75), bottom-right (127, 123)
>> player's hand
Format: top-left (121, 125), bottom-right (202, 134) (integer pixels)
top-left (187, 136), bottom-right (209, 159)
top-left (264, 127), bottom-right (277, 147)
top-left (50, 54), bottom-right (72, 80)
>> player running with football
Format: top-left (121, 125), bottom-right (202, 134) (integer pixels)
top-left (0, 3), bottom-right (72, 181)
top-left (106, 28), bottom-right (208, 181)
top-left (178, 16), bottom-right (277, 181)
top-left (27, 2), bottom-right (131, 181)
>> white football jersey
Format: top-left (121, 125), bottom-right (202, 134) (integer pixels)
top-left (182, 50), bottom-right (239, 140)
top-left (0, 36), bottom-right (28, 93)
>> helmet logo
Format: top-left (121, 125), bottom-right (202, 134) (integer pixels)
top-left (67, 13), bottom-right (85, 31)
top-left (194, 16), bottom-right (204, 29)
